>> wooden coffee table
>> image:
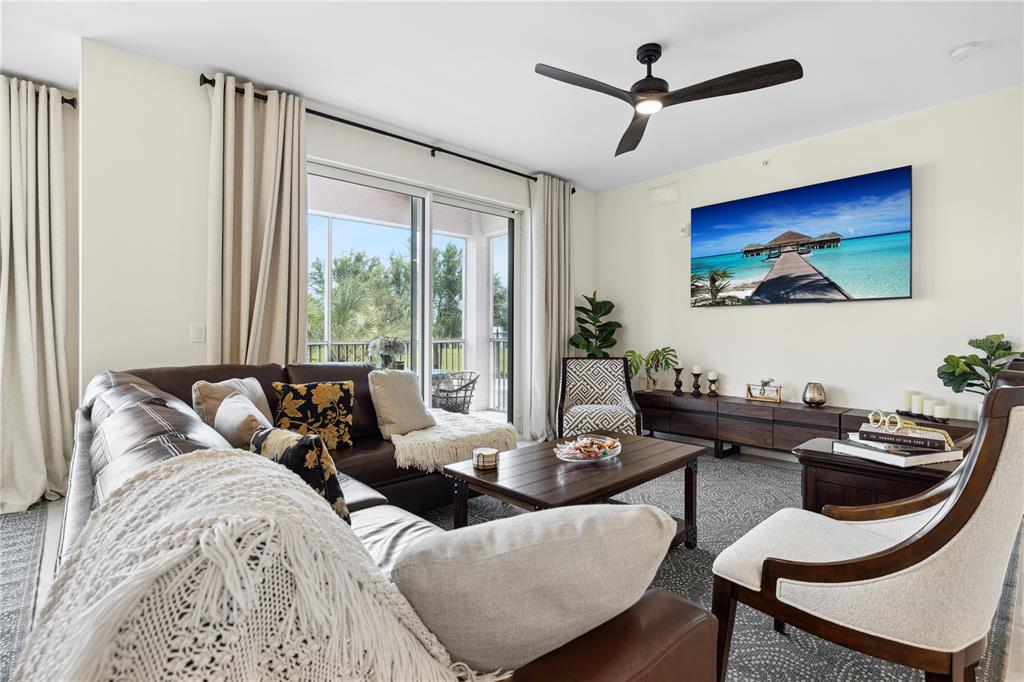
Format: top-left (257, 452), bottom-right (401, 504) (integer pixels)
top-left (442, 433), bottom-right (707, 549)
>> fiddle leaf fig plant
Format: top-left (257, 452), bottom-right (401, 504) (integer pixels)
top-left (569, 291), bottom-right (622, 359)
top-left (937, 333), bottom-right (1021, 396)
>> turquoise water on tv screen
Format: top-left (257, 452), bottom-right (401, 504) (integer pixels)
top-left (692, 231), bottom-right (911, 300)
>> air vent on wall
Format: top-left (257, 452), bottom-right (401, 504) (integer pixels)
top-left (647, 180), bottom-right (680, 208)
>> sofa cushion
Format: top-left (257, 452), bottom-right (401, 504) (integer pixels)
top-left (91, 381), bottom-right (194, 427)
top-left (127, 363), bottom-right (287, 414)
top-left (367, 370), bottom-right (435, 439)
top-left (391, 504), bottom-right (676, 671)
top-left (81, 370), bottom-right (165, 414)
top-left (349, 504), bottom-right (444, 575)
top-left (192, 377), bottom-right (273, 426)
top-left (333, 437), bottom-right (427, 488)
top-left (273, 380), bottom-right (355, 450)
top-left (214, 392), bottom-right (273, 448)
top-left (251, 427), bottom-right (349, 523)
top-left (286, 363), bottom-right (378, 439)
top-left (90, 402), bottom-right (230, 477)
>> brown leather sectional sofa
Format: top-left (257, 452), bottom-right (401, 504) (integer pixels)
top-left (61, 361), bottom-right (717, 681)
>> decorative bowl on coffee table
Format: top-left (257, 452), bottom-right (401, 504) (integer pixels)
top-left (554, 434), bottom-right (622, 462)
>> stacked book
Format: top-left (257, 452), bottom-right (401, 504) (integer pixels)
top-left (832, 425), bottom-right (963, 468)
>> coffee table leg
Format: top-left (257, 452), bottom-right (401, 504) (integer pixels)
top-left (684, 459), bottom-right (698, 549)
top-left (452, 478), bottom-right (468, 529)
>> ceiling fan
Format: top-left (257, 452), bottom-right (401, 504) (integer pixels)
top-left (535, 44), bottom-right (803, 156)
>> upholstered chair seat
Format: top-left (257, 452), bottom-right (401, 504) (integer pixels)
top-left (557, 358), bottom-right (641, 438)
top-left (711, 368), bottom-right (1024, 682)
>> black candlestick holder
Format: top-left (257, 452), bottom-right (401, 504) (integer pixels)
top-left (708, 379), bottom-right (719, 397)
top-left (691, 372), bottom-right (703, 397)
top-left (672, 368), bottom-right (684, 396)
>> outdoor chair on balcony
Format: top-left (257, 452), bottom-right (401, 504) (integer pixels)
top-left (432, 370), bottom-right (479, 413)
top-left (711, 367), bottom-right (1024, 682)
top-left (556, 357), bottom-right (641, 438)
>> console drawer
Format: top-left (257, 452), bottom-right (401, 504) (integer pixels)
top-left (671, 394), bottom-right (717, 414)
top-left (774, 405), bottom-right (841, 428)
top-left (642, 407), bottom-right (671, 432)
top-left (719, 400), bottom-right (773, 420)
top-left (773, 423), bottom-right (838, 452)
top-left (635, 392), bottom-right (670, 410)
top-left (670, 411), bottom-right (717, 439)
top-left (718, 416), bottom-right (772, 448)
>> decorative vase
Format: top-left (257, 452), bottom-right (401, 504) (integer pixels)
top-left (802, 382), bottom-right (827, 407)
top-left (641, 373), bottom-right (657, 392)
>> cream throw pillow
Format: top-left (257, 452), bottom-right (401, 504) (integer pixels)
top-left (192, 377), bottom-right (273, 426)
top-left (214, 392), bottom-right (273, 448)
top-left (367, 370), bottom-right (435, 440)
top-left (391, 504), bottom-right (675, 671)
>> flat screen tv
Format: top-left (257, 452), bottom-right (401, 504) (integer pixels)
top-left (690, 166), bottom-right (911, 306)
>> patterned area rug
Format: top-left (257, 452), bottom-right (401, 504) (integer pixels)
top-left (0, 502), bottom-right (46, 682)
top-left (422, 454), bottom-right (1019, 681)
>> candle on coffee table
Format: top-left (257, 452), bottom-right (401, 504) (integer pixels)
top-left (923, 399), bottom-right (935, 417)
top-left (934, 404), bottom-right (951, 420)
top-left (910, 394), bottom-right (924, 414)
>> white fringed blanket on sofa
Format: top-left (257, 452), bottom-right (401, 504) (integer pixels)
top-left (392, 410), bottom-right (518, 473)
top-left (14, 450), bottom-right (506, 682)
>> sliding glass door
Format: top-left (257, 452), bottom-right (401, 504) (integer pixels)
top-left (306, 165), bottom-right (516, 419)
top-left (306, 173), bottom-right (423, 379)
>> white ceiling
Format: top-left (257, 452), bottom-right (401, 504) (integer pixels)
top-left (3, 2), bottom-right (1021, 191)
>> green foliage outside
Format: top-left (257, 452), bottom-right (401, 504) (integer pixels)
top-left (307, 241), bottom-right (510, 347)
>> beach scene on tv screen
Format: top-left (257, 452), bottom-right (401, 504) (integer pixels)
top-left (690, 166), bottom-right (911, 306)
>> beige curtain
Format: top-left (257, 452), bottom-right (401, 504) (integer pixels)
top-left (0, 77), bottom-right (72, 513)
top-left (206, 73), bottom-right (307, 365)
top-left (523, 175), bottom-right (573, 441)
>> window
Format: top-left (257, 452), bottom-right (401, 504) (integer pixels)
top-left (307, 165), bottom-right (516, 418)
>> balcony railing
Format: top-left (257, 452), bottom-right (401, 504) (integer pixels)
top-left (307, 338), bottom-right (509, 412)
top-left (490, 337), bottom-right (509, 413)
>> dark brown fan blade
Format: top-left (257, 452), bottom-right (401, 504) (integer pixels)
top-left (662, 59), bottom-right (803, 107)
top-left (615, 112), bottom-right (650, 156)
top-left (535, 64), bottom-right (635, 105)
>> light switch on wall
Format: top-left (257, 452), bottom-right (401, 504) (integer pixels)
top-left (190, 322), bottom-right (206, 343)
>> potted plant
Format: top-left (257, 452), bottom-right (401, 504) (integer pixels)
top-left (369, 336), bottom-right (405, 369)
top-left (624, 347), bottom-right (678, 392)
top-left (569, 291), bottom-right (622, 359)
top-left (937, 333), bottom-right (1021, 396)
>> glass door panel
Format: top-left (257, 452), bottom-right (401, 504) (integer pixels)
top-left (430, 201), bottom-right (513, 417)
top-left (307, 173), bottom-right (422, 378)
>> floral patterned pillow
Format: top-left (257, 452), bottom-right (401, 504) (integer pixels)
top-left (272, 381), bottom-right (355, 450)
top-left (250, 426), bottom-right (349, 523)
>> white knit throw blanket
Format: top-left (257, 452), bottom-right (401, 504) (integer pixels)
top-left (15, 450), bottom-right (508, 682)
top-left (392, 410), bottom-right (518, 473)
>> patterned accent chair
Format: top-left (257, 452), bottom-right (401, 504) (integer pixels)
top-left (557, 357), bottom-right (642, 438)
top-left (711, 367), bottom-right (1024, 682)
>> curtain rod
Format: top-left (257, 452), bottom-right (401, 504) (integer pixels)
top-left (199, 74), bottom-right (536, 183)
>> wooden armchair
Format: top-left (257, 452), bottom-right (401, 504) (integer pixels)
top-left (556, 357), bottom-right (642, 438)
top-left (712, 368), bottom-right (1024, 682)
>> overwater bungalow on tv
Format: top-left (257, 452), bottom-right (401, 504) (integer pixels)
top-left (742, 230), bottom-right (843, 258)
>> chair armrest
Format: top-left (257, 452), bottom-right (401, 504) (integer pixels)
top-left (510, 588), bottom-right (717, 682)
top-left (821, 465), bottom-right (962, 521)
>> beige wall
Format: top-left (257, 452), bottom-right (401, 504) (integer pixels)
top-left (592, 86), bottom-right (1023, 419)
top-left (79, 40), bottom-right (210, 388)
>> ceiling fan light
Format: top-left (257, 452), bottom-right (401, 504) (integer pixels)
top-left (635, 99), bottom-right (663, 115)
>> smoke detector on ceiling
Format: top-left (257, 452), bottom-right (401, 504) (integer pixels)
top-left (949, 42), bottom-right (984, 62)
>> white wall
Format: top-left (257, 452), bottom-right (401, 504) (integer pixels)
top-left (79, 40), bottom-right (210, 387)
top-left (77, 43), bottom-right (589, 392)
top-left (593, 86), bottom-right (1023, 419)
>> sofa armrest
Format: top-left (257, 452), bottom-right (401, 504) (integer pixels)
top-left (338, 473), bottom-right (389, 512)
top-left (509, 588), bottom-right (717, 682)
